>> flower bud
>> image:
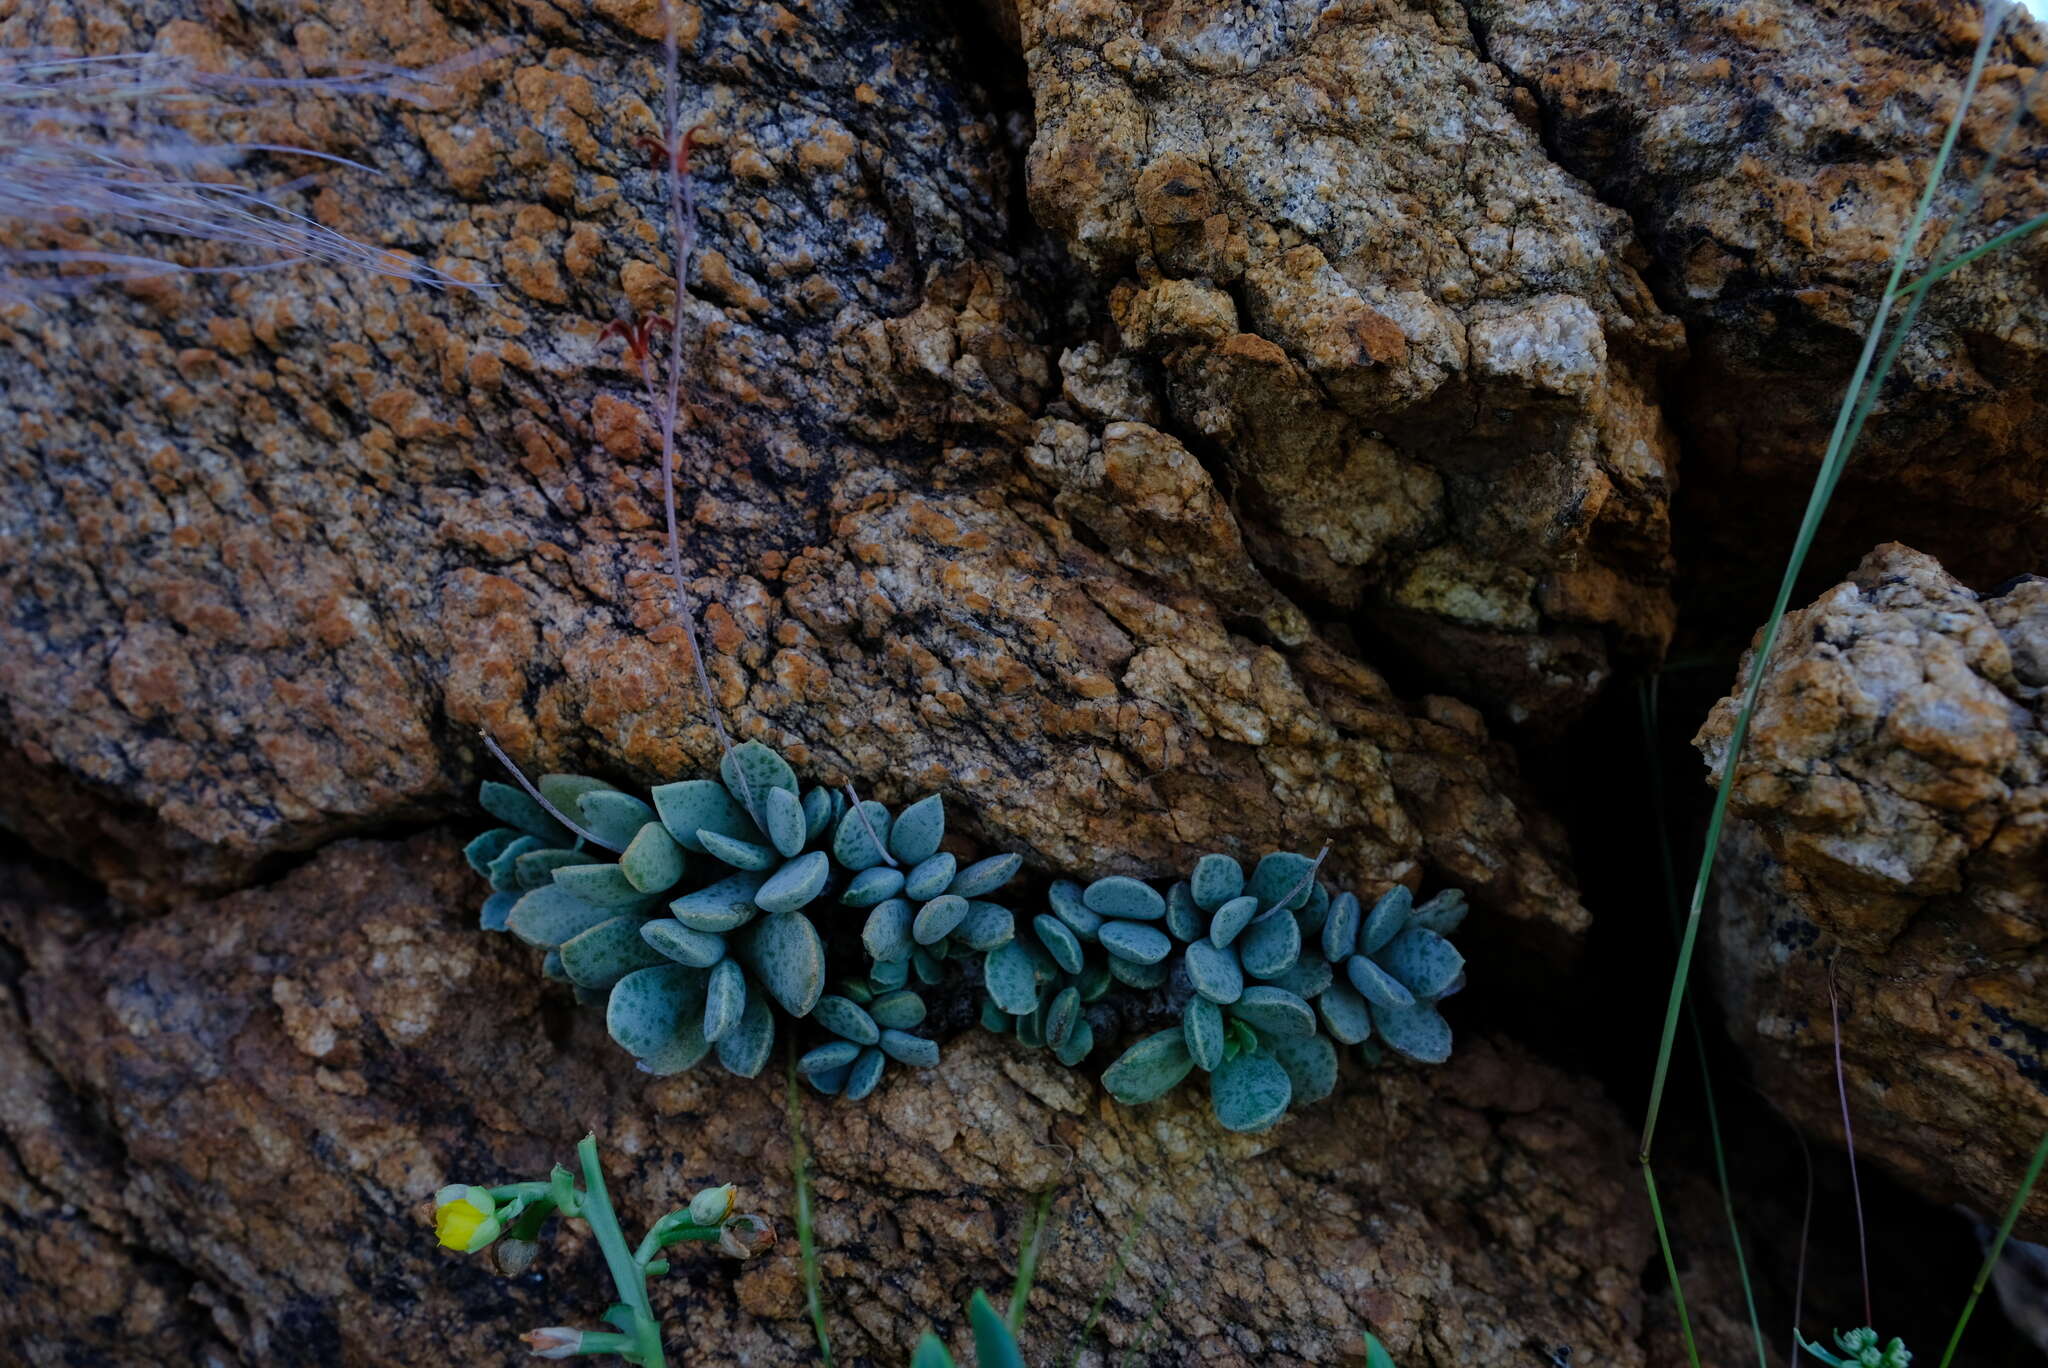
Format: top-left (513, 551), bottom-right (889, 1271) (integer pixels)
top-left (494, 1237), bottom-right (541, 1276)
top-left (520, 1327), bottom-right (585, 1359)
top-left (433, 1185), bottom-right (502, 1253)
top-left (687, 1182), bottom-right (736, 1226)
top-left (717, 1212), bottom-right (775, 1260)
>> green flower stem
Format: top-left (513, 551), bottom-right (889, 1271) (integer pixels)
top-left (570, 1332), bottom-right (639, 1357)
top-left (633, 1214), bottom-right (722, 1265)
top-left (575, 1134), bottom-right (666, 1368)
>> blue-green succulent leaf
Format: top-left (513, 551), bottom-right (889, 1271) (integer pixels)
top-left (669, 871), bottom-right (771, 933)
top-left (1184, 939), bottom-right (1245, 1005)
top-left (1053, 1012), bottom-right (1095, 1066)
top-left (1271, 1033), bottom-right (1338, 1104)
top-left (640, 918), bottom-right (727, 968)
top-left (888, 793), bottom-right (946, 865)
top-left (1248, 852), bottom-right (1316, 911)
top-left (1083, 875), bottom-right (1165, 921)
top-left (1317, 981), bottom-right (1373, 1045)
top-left (1230, 985), bottom-right (1317, 1039)
top-left (480, 780), bottom-right (575, 844)
top-left (1183, 995), bottom-right (1226, 1071)
top-left (903, 851), bottom-right (958, 901)
top-left (801, 787), bottom-right (836, 844)
top-left (488, 835), bottom-right (542, 891)
top-left (1102, 1028), bottom-right (1196, 1104)
top-left (515, 847), bottom-right (585, 890)
top-left (983, 941), bottom-right (1040, 1015)
top-left (869, 955), bottom-right (910, 991)
top-left (561, 915), bottom-right (667, 989)
top-left (1411, 888), bottom-right (1467, 936)
top-left (577, 789), bottom-right (656, 849)
top-left (465, 827), bottom-right (522, 875)
top-left (879, 1029), bottom-right (940, 1068)
top-left (697, 827), bottom-right (780, 872)
top-left (1238, 909), bottom-right (1302, 979)
top-left (619, 822), bottom-right (686, 893)
top-left (1378, 927), bottom-right (1464, 999)
top-left (1032, 914), bottom-right (1085, 974)
top-left (1165, 881), bottom-right (1202, 941)
top-left (912, 893), bottom-right (970, 945)
top-left (737, 911), bottom-right (826, 1017)
top-left (606, 964), bottom-right (706, 1059)
top-left (832, 801), bottom-right (894, 871)
top-left (480, 889), bottom-right (517, 932)
top-left (714, 985), bottom-right (775, 1078)
top-left (799, 1040), bottom-right (861, 1077)
top-left (1322, 891), bottom-right (1361, 962)
top-left (843, 1046), bottom-right (888, 1101)
top-left (1209, 894), bottom-right (1259, 949)
top-left (1045, 985), bottom-right (1082, 1048)
top-left (948, 852), bottom-right (1022, 898)
top-left (1098, 920), bottom-right (1172, 965)
top-left (1264, 954), bottom-right (1333, 1000)
top-left (538, 773), bottom-right (614, 810)
top-left (868, 989), bottom-right (927, 1030)
top-left (1210, 1049), bottom-right (1292, 1132)
top-left (1047, 880), bottom-right (1102, 940)
top-left (762, 785), bottom-right (809, 858)
top-left (551, 863), bottom-right (654, 909)
top-left (650, 779), bottom-right (759, 853)
top-left (1370, 999), bottom-right (1452, 1064)
top-left (955, 900), bottom-right (1016, 952)
top-left (813, 994), bottom-right (881, 1046)
top-left (507, 885), bottom-right (612, 947)
top-left (755, 850), bottom-right (831, 914)
top-left (840, 865), bottom-right (906, 907)
top-left (703, 959), bottom-right (747, 1043)
top-left (721, 741), bottom-right (799, 821)
top-left (1106, 955), bottom-right (1168, 989)
top-left (1360, 885), bottom-right (1413, 954)
top-left (1346, 953), bottom-right (1416, 1010)
top-left (1189, 853), bottom-right (1244, 911)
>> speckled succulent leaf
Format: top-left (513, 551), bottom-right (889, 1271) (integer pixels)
top-left (1165, 881), bottom-right (1202, 941)
top-left (1045, 984), bottom-right (1082, 1048)
top-left (912, 893), bottom-right (970, 945)
top-left (488, 835), bottom-right (541, 891)
top-left (1272, 1033), bottom-right (1338, 1104)
top-left (480, 890), bottom-right (517, 931)
top-left (980, 997), bottom-right (1012, 1033)
top-left (1346, 953), bottom-right (1417, 1010)
top-left (1226, 1017), bottom-right (1260, 1058)
top-left (576, 789), bottom-right (655, 849)
top-left (832, 801), bottom-right (894, 870)
top-left (1184, 938), bottom-right (1245, 1004)
top-left (1077, 962), bottom-right (1114, 1002)
top-left (1032, 913), bottom-right (1084, 973)
top-left (870, 955), bottom-right (910, 991)
top-left (538, 773), bottom-right (615, 809)
top-left (1183, 995), bottom-right (1226, 1071)
top-left (1210, 1049), bottom-right (1292, 1132)
top-left (1322, 891), bottom-right (1361, 962)
top-left (1360, 885), bottom-right (1413, 954)
top-left (737, 910), bottom-right (826, 1017)
top-left (1209, 894), bottom-right (1259, 949)
top-left (650, 779), bottom-right (759, 853)
top-left (1083, 875), bottom-right (1164, 921)
top-left (1230, 985), bottom-right (1317, 1039)
top-left (1248, 851), bottom-right (1315, 911)
top-left (869, 989), bottom-right (927, 1030)
top-left (762, 785), bottom-right (808, 858)
top-left (562, 915), bottom-right (668, 989)
top-left (912, 946), bottom-right (945, 984)
top-left (948, 852), bottom-right (1022, 898)
top-left (550, 863), bottom-right (652, 910)
top-left (805, 1059), bottom-right (853, 1096)
top-left (801, 786), bottom-right (836, 844)
top-left (1238, 908), bottom-right (1302, 979)
top-left (465, 827), bottom-right (521, 875)
top-left (903, 852), bottom-right (957, 901)
top-left (1317, 981), bottom-right (1373, 1045)
top-left (955, 900), bottom-right (1016, 952)
top-left (508, 885), bottom-right (612, 947)
top-left (841, 866), bottom-right (905, 907)
top-left (1410, 888), bottom-right (1468, 936)
top-left (481, 780), bottom-right (575, 845)
top-left (1189, 853), bottom-right (1244, 911)
top-left (840, 977), bottom-right (874, 1004)
top-left (814, 994), bottom-right (881, 1045)
top-left (721, 741), bottom-right (799, 822)
top-left (1371, 1000), bottom-right (1452, 1064)
top-left (888, 793), bottom-right (946, 865)
top-left (755, 849), bottom-right (831, 914)
top-left (638, 1002), bottom-right (712, 1075)
top-left (1098, 920), bottom-right (1171, 965)
top-left (968, 1289), bottom-right (1026, 1368)
top-left (541, 949), bottom-right (568, 981)
top-left (1106, 955), bottom-right (1168, 989)
top-left (715, 986), bottom-right (775, 1078)
top-left (619, 822), bottom-right (685, 893)
top-left (878, 1028), bottom-right (940, 1068)
top-left (606, 964), bottom-right (706, 1059)
top-left (873, 917), bottom-right (933, 969)
top-left (800, 1040), bottom-right (861, 1077)
top-left (640, 918), bottom-right (727, 968)
top-left (516, 847), bottom-right (585, 890)
top-left (1047, 880), bottom-right (1102, 939)
top-left (1295, 882), bottom-right (1330, 936)
top-left (702, 959), bottom-right (747, 1043)
top-left (983, 940), bottom-right (1040, 1015)
top-left (1053, 1013), bottom-right (1095, 1066)
top-left (669, 870), bottom-right (771, 933)
top-left (1378, 927), bottom-right (1464, 999)
top-left (844, 1046), bottom-right (888, 1101)
top-left (696, 827), bottom-right (780, 872)
top-left (1263, 954), bottom-right (1333, 1000)
top-left (1102, 1028), bottom-right (1196, 1104)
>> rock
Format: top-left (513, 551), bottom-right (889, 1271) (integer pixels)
top-left (0, 833), bottom-right (1655, 1365)
top-left (1015, 0), bottom-right (1685, 727)
top-left (1476, 0), bottom-right (2048, 596)
top-left (0, 0), bottom-right (1583, 949)
top-left (1696, 545), bottom-right (2048, 1235)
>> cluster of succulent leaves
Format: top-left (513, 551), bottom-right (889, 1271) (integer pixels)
top-left (1799, 1329), bottom-right (1911, 1368)
top-left (1055, 851), bottom-right (1470, 1133)
top-left (468, 741), bottom-right (960, 1089)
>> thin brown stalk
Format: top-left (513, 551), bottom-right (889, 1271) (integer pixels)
top-left (477, 728), bottom-right (625, 852)
top-left (1827, 971), bottom-right (1872, 1327)
top-left (841, 782), bottom-right (901, 868)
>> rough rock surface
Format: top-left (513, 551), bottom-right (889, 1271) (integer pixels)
top-left (1697, 545), bottom-right (2048, 1235)
top-left (1478, 0), bottom-right (2048, 593)
top-left (1016, 0), bottom-right (1686, 727)
top-left (1, 833), bottom-right (1656, 1366)
top-left (0, 0), bottom-right (1584, 946)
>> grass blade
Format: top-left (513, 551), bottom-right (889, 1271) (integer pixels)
top-left (785, 1041), bottom-right (833, 1366)
top-left (1008, 1186), bottom-right (1057, 1332)
top-left (1644, 1163), bottom-right (1701, 1367)
top-left (1936, 1128), bottom-right (2048, 1368)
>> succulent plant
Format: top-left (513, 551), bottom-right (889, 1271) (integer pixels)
top-left (470, 741), bottom-right (956, 1087)
top-left (1090, 851), bottom-right (1469, 1133)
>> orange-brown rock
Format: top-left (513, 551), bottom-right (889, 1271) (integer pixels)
top-left (1697, 545), bottom-right (2048, 1235)
top-left (0, 835), bottom-right (1654, 1365)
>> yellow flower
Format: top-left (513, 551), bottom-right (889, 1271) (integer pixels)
top-left (434, 1184), bottom-right (502, 1253)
